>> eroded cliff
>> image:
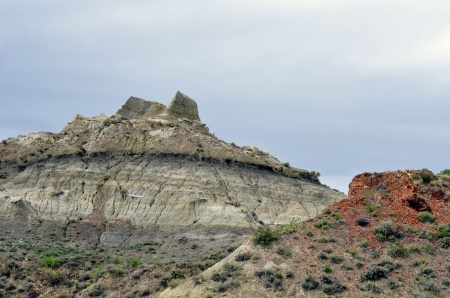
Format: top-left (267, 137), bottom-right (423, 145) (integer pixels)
top-left (0, 92), bottom-right (342, 249)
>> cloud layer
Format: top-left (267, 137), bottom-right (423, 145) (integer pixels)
top-left (2, 1), bottom-right (450, 192)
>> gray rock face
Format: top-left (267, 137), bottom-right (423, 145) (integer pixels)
top-left (167, 91), bottom-right (200, 121)
top-left (116, 96), bottom-right (166, 119)
top-left (0, 154), bottom-right (341, 247)
top-left (116, 91), bottom-right (200, 122)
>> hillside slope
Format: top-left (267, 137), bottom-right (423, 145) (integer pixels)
top-left (162, 169), bottom-right (450, 297)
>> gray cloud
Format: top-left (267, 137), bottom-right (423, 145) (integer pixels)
top-left (1, 1), bottom-right (450, 193)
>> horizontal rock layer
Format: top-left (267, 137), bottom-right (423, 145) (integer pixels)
top-left (0, 154), bottom-right (340, 226)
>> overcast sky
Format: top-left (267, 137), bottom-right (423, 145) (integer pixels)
top-left (1, 1), bottom-right (450, 193)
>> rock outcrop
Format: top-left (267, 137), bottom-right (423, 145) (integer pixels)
top-left (116, 91), bottom-right (201, 122)
top-left (0, 92), bottom-right (343, 248)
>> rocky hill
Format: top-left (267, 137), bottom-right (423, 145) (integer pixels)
top-left (160, 169), bottom-right (450, 297)
top-left (0, 92), bottom-right (342, 297)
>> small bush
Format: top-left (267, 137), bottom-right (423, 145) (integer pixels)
top-left (419, 170), bottom-right (434, 184)
top-left (235, 252), bottom-right (252, 262)
top-left (317, 237), bottom-right (336, 243)
top-left (167, 280), bottom-right (179, 289)
top-left (424, 281), bottom-right (439, 294)
top-left (408, 243), bottom-right (421, 254)
top-left (276, 246), bottom-right (292, 258)
top-left (102, 173), bottom-right (111, 182)
top-left (301, 275), bottom-right (319, 291)
top-left (171, 269), bottom-right (185, 279)
top-left (88, 284), bottom-right (104, 297)
top-left (317, 252), bottom-right (328, 260)
top-left (108, 265), bottom-right (125, 277)
top-left (360, 265), bottom-right (389, 282)
top-left (417, 267), bottom-right (436, 278)
top-left (323, 264), bottom-right (332, 273)
top-left (439, 237), bottom-right (450, 248)
top-left (252, 226), bottom-right (278, 248)
top-left (321, 274), bottom-right (347, 295)
top-left (314, 219), bottom-right (330, 230)
top-left (388, 245), bottom-right (408, 258)
top-left (329, 254), bottom-right (344, 264)
top-left (436, 224), bottom-right (450, 238)
top-left (422, 242), bottom-right (437, 255)
top-left (39, 256), bottom-right (60, 268)
top-left (286, 270), bottom-right (294, 278)
top-left (374, 221), bottom-right (402, 241)
top-left (129, 257), bottom-right (141, 267)
top-left (417, 211), bottom-right (435, 223)
top-left (442, 278), bottom-right (450, 287)
top-left (356, 218), bottom-right (370, 227)
top-left (405, 225), bottom-right (419, 233)
top-left (387, 278), bottom-right (397, 289)
top-left (360, 281), bottom-right (382, 294)
top-left (159, 275), bottom-right (173, 287)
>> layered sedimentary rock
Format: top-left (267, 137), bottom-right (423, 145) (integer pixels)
top-left (0, 92), bottom-right (343, 247)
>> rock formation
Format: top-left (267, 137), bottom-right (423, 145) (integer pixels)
top-left (116, 91), bottom-right (201, 122)
top-left (0, 92), bottom-right (343, 248)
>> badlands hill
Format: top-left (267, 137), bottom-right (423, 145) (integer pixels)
top-left (160, 169), bottom-right (450, 297)
top-left (0, 92), bottom-right (342, 297)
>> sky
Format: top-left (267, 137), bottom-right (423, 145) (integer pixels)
top-left (1, 1), bottom-right (450, 193)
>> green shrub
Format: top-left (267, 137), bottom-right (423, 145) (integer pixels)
top-left (39, 256), bottom-right (60, 268)
top-left (167, 279), bottom-right (179, 289)
top-left (419, 170), bottom-right (434, 184)
top-left (129, 257), bottom-right (141, 267)
top-left (321, 274), bottom-right (346, 295)
top-left (276, 246), bottom-right (292, 258)
top-left (424, 282), bottom-right (439, 294)
top-left (374, 221), bottom-right (402, 241)
top-left (223, 263), bottom-right (242, 276)
top-left (171, 269), bottom-right (185, 279)
top-left (356, 218), bottom-right (370, 227)
top-left (442, 278), bottom-right (450, 287)
top-left (408, 243), bottom-right (421, 254)
top-left (360, 265), bottom-right (389, 281)
top-left (317, 237), bottom-right (336, 243)
top-left (417, 267), bottom-right (436, 278)
top-left (317, 252), bottom-right (328, 260)
top-left (43, 269), bottom-right (64, 285)
top-left (314, 219), bottom-right (330, 230)
top-left (330, 254), bottom-right (344, 264)
top-left (440, 169), bottom-right (450, 175)
top-left (159, 275), bottom-right (173, 287)
top-left (252, 226), bottom-right (278, 248)
top-left (436, 224), bottom-right (450, 238)
top-left (323, 264), bottom-right (332, 273)
top-left (235, 252), bottom-right (252, 262)
top-left (417, 212), bottom-right (435, 223)
top-left (387, 278), bottom-right (398, 289)
top-left (405, 225), bottom-right (419, 233)
top-left (88, 283), bottom-right (104, 297)
top-left (422, 243), bottom-right (437, 255)
top-left (108, 265), bottom-right (125, 277)
top-left (360, 281), bottom-right (382, 294)
top-left (301, 276), bottom-right (319, 291)
top-left (388, 245), bottom-right (408, 258)
top-left (440, 237), bottom-right (450, 248)
top-left (102, 173), bottom-right (111, 182)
